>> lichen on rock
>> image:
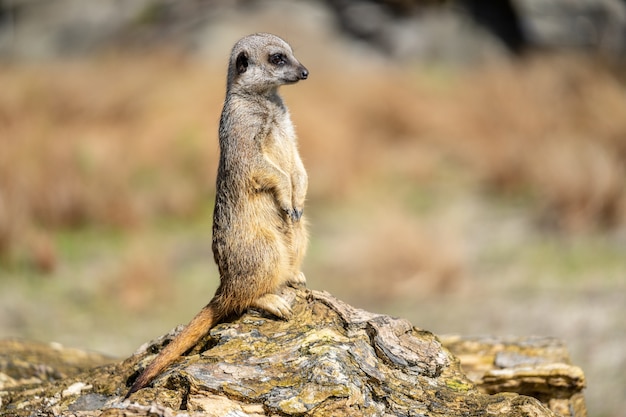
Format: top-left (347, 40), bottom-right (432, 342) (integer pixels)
top-left (441, 335), bottom-right (587, 417)
top-left (0, 288), bottom-right (585, 417)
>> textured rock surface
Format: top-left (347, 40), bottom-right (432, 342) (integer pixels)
top-left (441, 335), bottom-right (587, 417)
top-left (0, 338), bottom-right (115, 386)
top-left (0, 289), bottom-right (586, 416)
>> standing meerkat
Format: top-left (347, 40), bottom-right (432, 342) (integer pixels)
top-left (126, 33), bottom-right (309, 397)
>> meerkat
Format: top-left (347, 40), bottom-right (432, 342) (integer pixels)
top-left (125, 33), bottom-right (309, 397)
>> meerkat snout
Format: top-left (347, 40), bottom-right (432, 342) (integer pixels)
top-left (266, 50), bottom-right (308, 84)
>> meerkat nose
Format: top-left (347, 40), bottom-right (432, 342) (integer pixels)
top-left (299, 66), bottom-right (309, 80)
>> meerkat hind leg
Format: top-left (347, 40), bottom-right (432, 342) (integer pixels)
top-left (251, 293), bottom-right (293, 319)
top-left (288, 271), bottom-right (306, 287)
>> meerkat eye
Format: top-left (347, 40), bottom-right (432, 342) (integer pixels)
top-left (269, 53), bottom-right (287, 66)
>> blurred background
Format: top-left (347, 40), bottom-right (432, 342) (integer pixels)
top-left (0, 0), bottom-right (625, 415)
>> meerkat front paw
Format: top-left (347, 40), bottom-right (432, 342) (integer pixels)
top-left (251, 293), bottom-right (293, 319)
top-left (281, 206), bottom-right (303, 222)
top-left (291, 208), bottom-right (303, 222)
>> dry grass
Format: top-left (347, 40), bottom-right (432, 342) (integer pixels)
top-left (317, 203), bottom-right (465, 303)
top-left (440, 58), bottom-right (626, 231)
top-left (291, 56), bottom-right (626, 231)
top-left (0, 54), bottom-right (221, 267)
top-left (1, 53), bottom-right (625, 270)
top-left (105, 240), bottom-right (174, 313)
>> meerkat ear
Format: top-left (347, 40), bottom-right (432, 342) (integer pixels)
top-left (236, 51), bottom-right (249, 74)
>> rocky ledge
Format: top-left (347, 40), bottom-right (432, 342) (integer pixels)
top-left (0, 288), bottom-right (586, 416)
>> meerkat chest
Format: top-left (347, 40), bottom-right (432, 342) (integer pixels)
top-left (262, 115), bottom-right (297, 168)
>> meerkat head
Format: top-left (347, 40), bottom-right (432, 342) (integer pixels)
top-left (226, 33), bottom-right (309, 94)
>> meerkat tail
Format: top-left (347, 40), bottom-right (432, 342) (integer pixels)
top-left (125, 304), bottom-right (218, 398)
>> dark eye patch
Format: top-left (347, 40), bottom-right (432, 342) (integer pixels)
top-left (269, 53), bottom-right (287, 66)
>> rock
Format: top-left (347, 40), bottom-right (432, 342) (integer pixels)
top-left (441, 335), bottom-right (587, 417)
top-left (0, 288), bottom-right (586, 416)
top-left (0, 339), bottom-right (115, 386)
top-left (517, 0), bottom-right (626, 54)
